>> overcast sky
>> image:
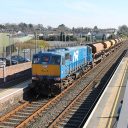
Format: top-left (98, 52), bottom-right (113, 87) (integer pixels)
top-left (0, 0), bottom-right (127, 28)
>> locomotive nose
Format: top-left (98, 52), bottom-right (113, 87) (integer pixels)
top-left (41, 65), bottom-right (48, 72)
top-left (32, 64), bottom-right (60, 77)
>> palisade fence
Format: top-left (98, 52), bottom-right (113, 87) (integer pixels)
top-left (0, 42), bottom-right (80, 61)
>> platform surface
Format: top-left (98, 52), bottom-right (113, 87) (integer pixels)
top-left (0, 79), bottom-right (31, 113)
top-left (117, 80), bottom-right (128, 128)
top-left (0, 79), bottom-right (31, 101)
top-left (83, 57), bottom-right (128, 128)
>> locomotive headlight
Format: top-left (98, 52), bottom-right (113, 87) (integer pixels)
top-left (32, 76), bottom-right (39, 80)
top-left (32, 76), bottom-right (36, 80)
top-left (54, 77), bottom-right (61, 81)
top-left (42, 65), bottom-right (47, 68)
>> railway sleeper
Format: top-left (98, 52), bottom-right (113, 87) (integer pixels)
top-left (26, 106), bottom-right (39, 109)
top-left (13, 114), bottom-right (28, 118)
top-left (61, 118), bottom-right (71, 122)
top-left (1, 121), bottom-right (18, 126)
top-left (63, 118), bottom-right (82, 123)
top-left (71, 106), bottom-right (80, 109)
top-left (68, 110), bottom-right (84, 116)
top-left (79, 104), bottom-right (92, 109)
top-left (65, 115), bottom-right (84, 120)
top-left (38, 113), bottom-right (44, 116)
top-left (44, 107), bottom-right (51, 111)
top-left (32, 101), bottom-right (44, 104)
top-left (30, 104), bottom-right (42, 107)
top-left (16, 111), bottom-right (31, 115)
top-left (75, 100), bottom-right (86, 104)
top-left (69, 110), bottom-right (86, 115)
top-left (25, 107), bottom-right (38, 110)
top-left (71, 105), bottom-right (83, 110)
top-left (58, 121), bottom-right (67, 126)
top-left (0, 125), bottom-right (14, 128)
top-left (7, 118), bottom-right (22, 122)
top-left (32, 103), bottom-right (47, 106)
top-left (58, 121), bottom-right (79, 127)
top-left (67, 79), bottom-right (74, 84)
top-left (22, 109), bottom-right (35, 112)
top-left (58, 125), bottom-right (75, 128)
top-left (25, 106), bottom-right (37, 110)
top-left (62, 79), bottom-right (68, 82)
top-left (76, 99), bottom-right (86, 103)
top-left (73, 108), bottom-right (88, 113)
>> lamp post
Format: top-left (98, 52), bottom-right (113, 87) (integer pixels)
top-left (35, 32), bottom-right (37, 54)
top-left (7, 34), bottom-right (11, 65)
top-left (3, 64), bottom-right (6, 83)
top-left (65, 32), bottom-right (66, 42)
top-left (62, 32), bottom-right (63, 41)
top-left (35, 28), bottom-right (40, 54)
top-left (80, 33), bottom-right (82, 44)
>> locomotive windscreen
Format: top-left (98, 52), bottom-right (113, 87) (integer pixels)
top-left (33, 55), bottom-right (40, 64)
top-left (33, 54), bottom-right (61, 65)
top-left (50, 56), bottom-right (61, 65)
top-left (41, 56), bottom-right (50, 64)
top-left (33, 55), bottom-right (50, 64)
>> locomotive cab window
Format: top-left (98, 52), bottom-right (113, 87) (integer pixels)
top-left (40, 55), bottom-right (50, 64)
top-left (33, 55), bottom-right (40, 64)
top-left (88, 47), bottom-right (92, 53)
top-left (65, 53), bottom-right (70, 60)
top-left (62, 58), bottom-right (65, 65)
top-left (50, 56), bottom-right (61, 65)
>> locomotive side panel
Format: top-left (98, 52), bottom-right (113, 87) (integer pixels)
top-left (60, 46), bottom-right (93, 79)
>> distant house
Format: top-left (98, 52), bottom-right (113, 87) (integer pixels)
top-left (16, 31), bottom-right (26, 37)
top-left (94, 33), bottom-right (106, 41)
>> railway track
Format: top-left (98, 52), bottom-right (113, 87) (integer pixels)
top-left (0, 43), bottom-right (127, 128)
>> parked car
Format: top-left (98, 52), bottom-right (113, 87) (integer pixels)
top-left (11, 55), bottom-right (30, 64)
top-left (0, 58), bottom-right (10, 66)
top-left (0, 60), bottom-right (6, 67)
top-left (0, 57), bottom-right (19, 66)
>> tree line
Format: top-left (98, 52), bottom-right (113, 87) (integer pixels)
top-left (0, 23), bottom-right (44, 33)
top-left (118, 25), bottom-right (128, 36)
top-left (0, 23), bottom-right (128, 37)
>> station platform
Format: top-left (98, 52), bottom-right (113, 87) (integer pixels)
top-left (0, 79), bottom-right (31, 114)
top-left (116, 80), bottom-right (128, 128)
top-left (83, 56), bottom-right (128, 128)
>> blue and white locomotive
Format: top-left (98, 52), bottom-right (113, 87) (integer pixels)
top-left (32, 38), bottom-right (125, 95)
top-left (32, 45), bottom-right (93, 95)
